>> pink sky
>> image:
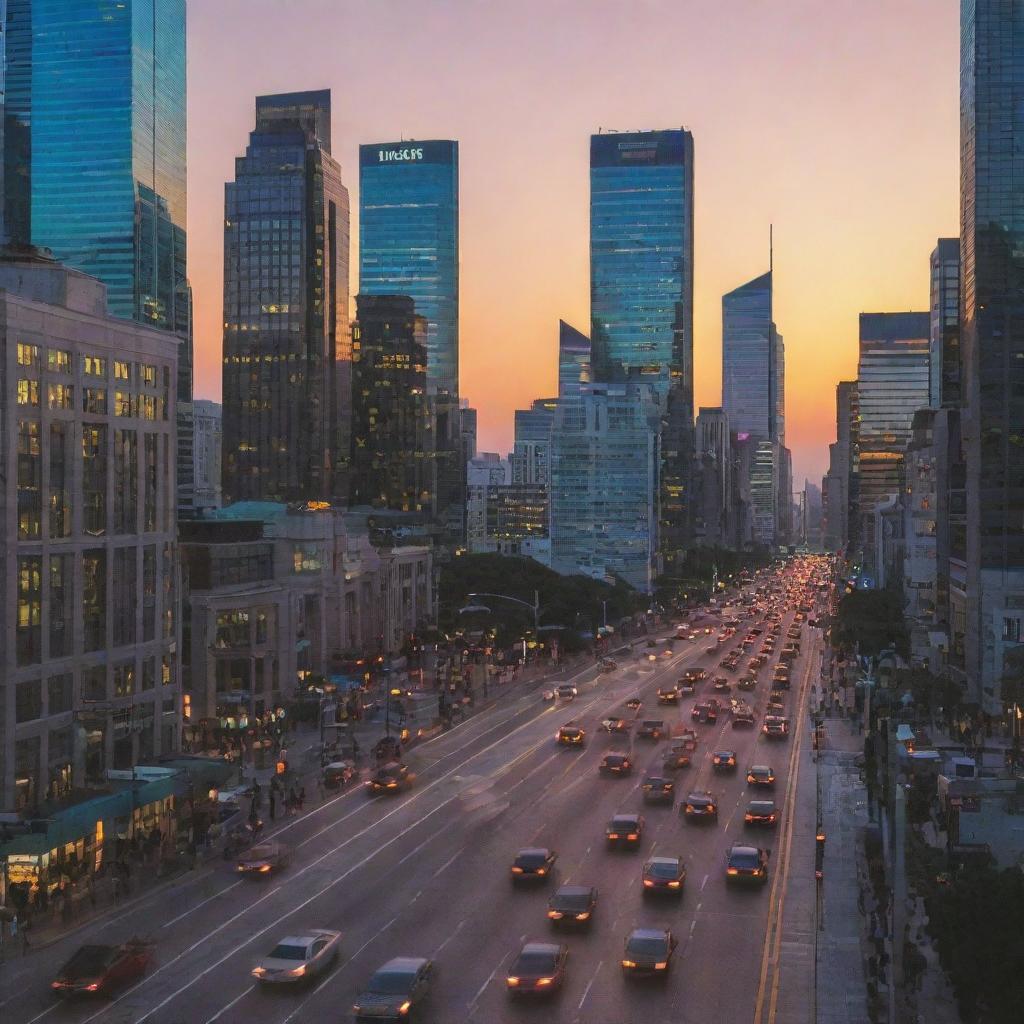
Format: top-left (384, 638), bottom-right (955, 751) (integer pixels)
top-left (187, 0), bottom-right (960, 488)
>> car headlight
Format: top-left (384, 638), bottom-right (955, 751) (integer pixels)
top-left (667, 880), bottom-right (681, 888)
top-left (548, 909), bottom-right (563, 918)
top-left (258, 864), bottom-right (272, 873)
top-left (252, 967), bottom-right (266, 977)
top-left (289, 965), bottom-right (306, 977)
top-left (685, 804), bottom-right (694, 812)
top-left (536, 867), bottom-right (547, 875)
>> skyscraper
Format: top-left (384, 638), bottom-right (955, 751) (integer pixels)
top-left (960, 2), bottom-right (1024, 709)
top-left (590, 129), bottom-right (695, 560)
top-left (222, 90), bottom-right (350, 504)
top-left (930, 238), bottom-right (960, 410)
top-left (350, 294), bottom-right (431, 513)
top-left (558, 319), bottom-right (590, 399)
top-left (856, 312), bottom-right (930, 573)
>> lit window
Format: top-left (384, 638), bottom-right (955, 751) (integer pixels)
top-left (47, 349), bottom-right (72, 373)
top-left (84, 356), bottom-right (106, 377)
top-left (17, 343), bottom-right (39, 367)
top-left (17, 379), bottom-right (40, 405)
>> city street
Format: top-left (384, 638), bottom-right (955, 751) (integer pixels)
top-left (2, 611), bottom-right (820, 1024)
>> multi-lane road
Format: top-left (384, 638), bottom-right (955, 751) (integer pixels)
top-left (4, 604), bottom-right (822, 1024)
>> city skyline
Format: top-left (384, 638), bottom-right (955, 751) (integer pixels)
top-left (185, 0), bottom-right (959, 489)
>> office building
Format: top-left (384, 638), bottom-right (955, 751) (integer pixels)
top-left (549, 383), bottom-right (661, 592)
top-left (466, 454), bottom-right (511, 552)
top-left (460, 404), bottom-right (477, 462)
top-left (1, 249), bottom-right (180, 815)
top-left (193, 400), bottom-right (222, 515)
top-left (903, 409), bottom-right (938, 629)
top-left (350, 294), bottom-right (431, 513)
top-left (558, 319), bottom-right (590, 399)
top-left (511, 397), bottom-right (559, 486)
top-left (694, 407), bottom-right (730, 547)
top-left (930, 238), bottom-right (961, 410)
top-left (222, 90), bottom-right (350, 505)
top-left (961, 3), bottom-right (1024, 710)
top-left (856, 313), bottom-right (930, 573)
top-left (590, 129), bottom-right (695, 561)
top-left (822, 380), bottom-right (858, 553)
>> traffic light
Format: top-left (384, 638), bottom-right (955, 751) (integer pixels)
top-left (815, 831), bottom-right (826, 880)
top-left (276, 760), bottom-right (287, 775)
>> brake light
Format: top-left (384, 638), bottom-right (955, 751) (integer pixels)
top-left (607, 833), bottom-right (619, 839)
top-left (536, 977), bottom-right (553, 986)
top-left (512, 866), bottom-right (524, 873)
top-left (398, 1000), bottom-right (412, 1014)
top-left (627, 833), bottom-right (639, 840)
top-left (668, 880), bottom-right (681, 888)
top-left (507, 977), bottom-right (520, 986)
top-left (655, 961), bottom-right (668, 969)
top-left (727, 867), bottom-right (739, 875)
top-left (643, 879), bottom-right (655, 887)
top-left (745, 814), bottom-right (754, 822)
top-left (85, 983), bottom-right (100, 991)
top-left (258, 864), bottom-right (272, 873)
top-left (536, 867), bottom-right (547, 875)
top-left (622, 959), bottom-right (637, 968)
top-left (575, 911), bottom-right (590, 920)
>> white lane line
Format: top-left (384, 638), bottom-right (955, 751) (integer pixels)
top-left (21, 1004), bottom-right (58, 1024)
top-left (701, 873), bottom-right (709, 891)
top-left (470, 954), bottom-right (509, 1009)
top-left (395, 822), bottom-right (449, 868)
top-left (410, 889), bottom-right (423, 904)
top-left (202, 984), bottom-right (253, 1024)
top-left (578, 961), bottom-right (603, 1009)
top-left (432, 847), bottom-right (464, 878)
top-left (432, 919), bottom-right (466, 958)
top-left (162, 880), bottom-right (243, 928)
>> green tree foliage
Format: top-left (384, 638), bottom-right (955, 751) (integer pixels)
top-left (655, 545), bottom-right (772, 607)
top-left (894, 667), bottom-right (966, 717)
top-left (833, 586), bottom-right (908, 657)
top-left (439, 554), bottom-right (645, 647)
top-left (926, 864), bottom-right (1024, 1023)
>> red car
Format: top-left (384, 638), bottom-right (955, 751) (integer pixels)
top-left (52, 942), bottom-right (152, 996)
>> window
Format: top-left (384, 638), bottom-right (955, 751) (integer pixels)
top-left (17, 342), bottom-right (39, 367)
top-left (16, 679), bottom-right (43, 723)
top-left (84, 355), bottom-right (106, 377)
top-left (17, 378), bottom-right (40, 405)
top-left (49, 553), bottom-right (72, 659)
top-left (114, 429), bottom-right (138, 533)
top-left (142, 394), bottom-right (157, 420)
top-left (144, 433), bottom-right (158, 531)
top-left (48, 673), bottom-right (73, 715)
top-left (49, 421), bottom-right (71, 538)
top-left (293, 545), bottom-right (322, 573)
top-left (83, 550), bottom-right (106, 651)
top-left (17, 420), bottom-right (41, 539)
top-left (143, 546), bottom-right (157, 640)
top-left (113, 661), bottom-right (135, 697)
top-left (48, 383), bottom-right (74, 409)
top-left (1004, 617), bottom-right (1022, 643)
top-left (82, 425), bottom-right (107, 535)
top-left (83, 387), bottom-right (107, 414)
top-left (162, 542), bottom-right (175, 639)
top-left (114, 360), bottom-right (131, 381)
top-left (82, 665), bottom-right (107, 703)
top-left (141, 658), bottom-right (156, 691)
top-left (17, 556), bottom-right (42, 665)
top-left (115, 390), bottom-right (137, 417)
top-left (113, 548), bottom-right (137, 646)
top-left (215, 610), bottom-right (250, 648)
top-left (47, 348), bottom-right (71, 373)
top-left (141, 364), bottom-right (156, 387)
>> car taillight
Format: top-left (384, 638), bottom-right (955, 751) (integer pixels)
top-left (258, 864), bottom-right (272, 872)
top-left (512, 866), bottom-right (524, 873)
top-left (575, 911), bottom-right (590, 920)
top-left (627, 833), bottom-right (639, 840)
top-left (607, 833), bottom-right (619, 839)
top-left (685, 804), bottom-right (694, 812)
top-left (668, 880), bottom-right (681, 888)
top-left (745, 814), bottom-right (754, 822)
top-left (507, 977), bottom-right (520, 986)
top-left (622, 959), bottom-right (637, 968)
top-left (85, 983), bottom-right (100, 991)
top-left (536, 867), bottom-right (547, 875)
top-left (655, 961), bottom-right (668, 969)
top-left (727, 867), bottom-right (739, 875)
top-left (398, 1000), bottom-right (412, 1014)
top-left (536, 977), bottom-right (553, 986)
top-left (644, 879), bottom-right (655, 887)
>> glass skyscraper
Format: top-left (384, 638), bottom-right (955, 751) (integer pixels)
top-left (930, 237), bottom-right (960, 410)
top-left (3, 0), bottom-right (187, 335)
top-left (222, 90), bottom-right (350, 504)
top-left (558, 319), bottom-right (590, 399)
top-left (590, 129), bottom-right (695, 559)
top-left (358, 140), bottom-right (459, 398)
top-left (961, 2), bottom-right (1024, 709)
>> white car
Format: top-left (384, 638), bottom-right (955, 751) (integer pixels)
top-left (252, 929), bottom-right (342, 984)
top-left (557, 683), bottom-right (578, 699)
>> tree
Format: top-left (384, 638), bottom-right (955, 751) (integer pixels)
top-left (833, 586), bottom-right (908, 658)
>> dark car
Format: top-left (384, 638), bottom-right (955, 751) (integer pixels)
top-left (366, 762), bottom-right (413, 796)
top-left (737, 674), bottom-right (757, 691)
top-left (763, 715), bottom-right (790, 740)
top-left (712, 677), bottom-right (731, 693)
top-left (682, 791), bottom-right (718, 822)
top-left (642, 776), bottom-right (675, 805)
top-left (606, 813), bottom-right (644, 848)
top-left (625, 696), bottom-right (644, 711)
top-left (353, 957), bottom-right (434, 1022)
top-left (773, 666), bottom-right (791, 688)
top-left (599, 752), bottom-right (633, 776)
top-left (637, 720), bottom-right (665, 740)
top-left (506, 942), bottom-right (568, 996)
top-left (691, 701), bottom-right (718, 723)
top-left (237, 841), bottom-right (290, 877)
top-left (656, 685), bottom-right (680, 705)
top-left (684, 668), bottom-right (708, 682)
top-left (661, 748), bottom-right (692, 772)
top-left (732, 706), bottom-right (756, 728)
top-left (744, 801), bottom-right (779, 828)
top-left (556, 723), bottom-right (585, 747)
top-left (679, 679), bottom-right (697, 695)
top-left (52, 942), bottom-right (152, 996)
top-left (726, 844), bottom-right (770, 885)
top-left (712, 750), bottom-right (737, 772)
top-left (511, 847), bottom-right (557, 882)
top-left (642, 856), bottom-right (686, 895)
top-left (747, 765), bottom-right (776, 787)
top-left (547, 884), bottom-right (598, 927)
top-left (621, 927), bottom-right (678, 978)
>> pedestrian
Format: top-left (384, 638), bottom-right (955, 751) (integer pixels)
top-left (268, 792), bottom-right (277, 820)
top-left (316, 776), bottom-right (325, 803)
top-left (288, 788), bottom-right (298, 816)
top-left (298, 787), bottom-right (306, 812)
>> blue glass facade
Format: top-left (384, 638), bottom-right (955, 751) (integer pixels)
top-left (12, 0), bottom-right (187, 335)
top-left (558, 319), bottom-right (590, 399)
top-left (359, 141), bottom-right (459, 398)
top-left (222, 90), bottom-right (350, 504)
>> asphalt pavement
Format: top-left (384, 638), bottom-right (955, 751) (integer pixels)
top-left (1, 607), bottom-right (821, 1024)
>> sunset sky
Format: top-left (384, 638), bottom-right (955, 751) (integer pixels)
top-left (187, 0), bottom-right (960, 487)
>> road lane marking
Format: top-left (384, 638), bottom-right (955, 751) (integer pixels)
top-left (162, 880), bottom-right (242, 928)
top-left (432, 848), bottom-right (464, 878)
top-left (432, 919), bottom-right (466, 957)
top-left (203, 984), bottom-right (253, 1023)
top-left (395, 822), bottom-right (449, 868)
top-left (578, 960), bottom-right (603, 1009)
top-left (701, 873), bottom-right (709, 891)
top-left (470, 954), bottom-right (509, 1009)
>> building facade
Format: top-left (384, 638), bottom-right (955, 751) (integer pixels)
top-left (549, 383), bottom-right (660, 592)
top-left (350, 294), bottom-right (431, 513)
top-left (558, 319), bottom-right (590, 399)
top-left (590, 129), bottom-right (694, 562)
top-left (1, 251), bottom-right (180, 813)
top-left (930, 237), bottom-right (961, 410)
top-left (222, 90), bottom-right (350, 505)
top-left (960, 2), bottom-right (1024, 710)
top-left (193, 399), bottom-right (222, 515)
top-left (466, 454), bottom-right (511, 552)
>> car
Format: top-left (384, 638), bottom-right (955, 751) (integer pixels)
top-left (773, 666), bottom-right (791, 688)
top-left (763, 715), bottom-right (790, 739)
top-left (237, 841), bottom-right (290, 876)
top-left (606, 813), bottom-right (645, 848)
top-left (768, 688), bottom-right (787, 705)
top-left (557, 683), bottom-right (578, 700)
top-left (732, 706), bottom-right (756, 728)
top-left (749, 654), bottom-right (768, 671)
top-left (601, 717), bottom-right (632, 735)
top-left (366, 762), bottom-right (413, 796)
top-left (547, 884), bottom-right (597, 927)
top-left (642, 856), bottom-right (686, 894)
top-left (744, 800), bottom-right (779, 828)
top-left (556, 723), bottom-right (585, 747)
top-left (52, 942), bottom-right (153, 996)
top-left (656, 685), bottom-right (680, 704)
top-left (687, 632), bottom-right (699, 642)
top-left (691, 701), bottom-right (718, 724)
top-left (712, 750), bottom-right (737, 772)
top-left (642, 776), bottom-right (675, 805)
top-left (736, 675), bottom-right (756, 691)
top-left (506, 942), bottom-right (568, 996)
top-left (682, 790), bottom-right (718, 822)
top-left (779, 646), bottom-right (797, 663)
top-left (621, 927), bottom-right (678, 977)
top-left (747, 765), bottom-right (776, 787)
top-left (726, 844), bottom-right (770, 885)
top-left (712, 676), bottom-right (731, 693)
top-left (353, 957), bottom-right (434, 1021)
top-left (679, 679), bottom-right (697, 696)
top-left (599, 752), bottom-right (633, 776)
top-left (684, 668), bottom-right (708, 682)
top-left (511, 847), bottom-right (557, 882)
top-left (252, 929), bottom-right (342, 985)
top-left (625, 696), bottom-right (644, 711)
top-left (661, 747), bottom-right (693, 772)
top-left (637, 720), bottom-right (665, 740)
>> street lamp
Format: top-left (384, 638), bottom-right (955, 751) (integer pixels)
top-left (384, 686), bottom-right (404, 739)
top-left (462, 590), bottom-right (542, 631)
